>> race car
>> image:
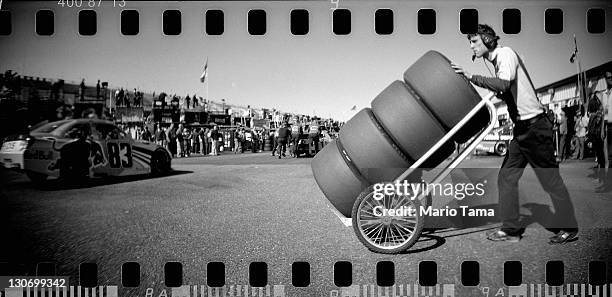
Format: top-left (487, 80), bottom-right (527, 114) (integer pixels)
top-left (23, 119), bottom-right (172, 183)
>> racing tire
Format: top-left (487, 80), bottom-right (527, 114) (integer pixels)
top-left (371, 80), bottom-right (455, 167)
top-left (311, 139), bottom-right (369, 217)
top-left (403, 50), bottom-right (490, 143)
top-left (151, 150), bottom-right (172, 176)
top-left (495, 141), bottom-right (508, 156)
top-left (26, 171), bottom-right (48, 184)
top-left (339, 108), bottom-right (413, 183)
top-left (352, 183), bottom-right (425, 254)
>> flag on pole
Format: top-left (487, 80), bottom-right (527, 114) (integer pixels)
top-left (569, 35), bottom-right (578, 63)
top-left (200, 58), bottom-right (208, 83)
top-left (350, 105), bottom-right (357, 111)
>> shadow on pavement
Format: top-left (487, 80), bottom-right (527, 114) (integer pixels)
top-left (520, 203), bottom-right (563, 234)
top-left (402, 225), bottom-right (500, 254)
top-left (31, 170), bottom-right (193, 191)
top-left (400, 202), bottom-right (567, 253)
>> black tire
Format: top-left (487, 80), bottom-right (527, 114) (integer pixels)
top-left (403, 50), bottom-right (490, 143)
top-left (311, 140), bottom-right (369, 217)
top-left (339, 108), bottom-right (413, 183)
top-left (351, 183), bottom-right (425, 254)
top-left (26, 171), bottom-right (47, 183)
top-left (495, 141), bottom-right (508, 156)
top-left (151, 150), bottom-right (172, 176)
top-left (371, 80), bottom-right (455, 167)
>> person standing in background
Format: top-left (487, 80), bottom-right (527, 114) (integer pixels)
top-left (200, 128), bottom-right (208, 155)
top-left (595, 71), bottom-right (612, 192)
top-left (290, 122), bottom-right (303, 158)
top-left (308, 120), bottom-right (321, 155)
top-left (117, 88), bottom-right (124, 106)
top-left (156, 125), bottom-right (166, 146)
top-left (588, 95), bottom-right (606, 187)
top-left (184, 128), bottom-right (192, 157)
top-left (574, 111), bottom-right (589, 160)
top-left (167, 124), bottom-right (177, 158)
top-left (79, 79), bottom-right (86, 101)
top-left (271, 129), bottom-right (279, 157)
top-left (176, 124), bottom-right (184, 157)
top-left (191, 128), bottom-right (199, 155)
top-left (209, 125), bottom-right (220, 156)
top-left (234, 128), bottom-right (243, 154)
top-left (276, 122), bottom-right (291, 159)
top-left (557, 111), bottom-right (568, 162)
top-left (96, 80), bottom-right (101, 100)
top-left (141, 126), bottom-right (152, 142)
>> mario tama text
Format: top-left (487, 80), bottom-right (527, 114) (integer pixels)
top-left (373, 205), bottom-right (494, 217)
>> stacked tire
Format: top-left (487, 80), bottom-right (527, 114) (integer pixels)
top-left (312, 51), bottom-right (490, 217)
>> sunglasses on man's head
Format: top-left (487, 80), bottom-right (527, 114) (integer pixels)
top-left (606, 76), bottom-right (612, 79)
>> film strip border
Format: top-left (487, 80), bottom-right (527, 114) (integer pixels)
top-left (1, 260), bottom-right (610, 289)
top-left (0, 6), bottom-right (607, 37)
top-left (3, 285), bottom-right (612, 297)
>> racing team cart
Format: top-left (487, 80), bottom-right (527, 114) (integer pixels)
top-left (311, 51), bottom-right (498, 253)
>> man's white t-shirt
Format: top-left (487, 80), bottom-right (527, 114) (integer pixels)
top-left (487, 47), bottom-right (544, 121)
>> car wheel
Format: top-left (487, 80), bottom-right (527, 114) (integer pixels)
top-left (26, 171), bottom-right (48, 183)
top-left (151, 150), bottom-right (171, 176)
top-left (495, 142), bottom-right (508, 156)
top-left (371, 80), bottom-right (455, 167)
top-left (403, 50), bottom-right (490, 143)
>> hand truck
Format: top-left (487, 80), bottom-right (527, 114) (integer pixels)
top-left (340, 92), bottom-right (498, 253)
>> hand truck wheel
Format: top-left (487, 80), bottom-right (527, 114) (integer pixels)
top-left (351, 183), bottom-right (425, 254)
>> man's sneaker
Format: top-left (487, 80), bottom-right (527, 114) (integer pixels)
top-left (549, 231), bottom-right (578, 244)
top-left (486, 230), bottom-right (521, 242)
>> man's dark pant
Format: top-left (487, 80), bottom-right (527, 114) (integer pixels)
top-left (558, 133), bottom-right (566, 159)
top-left (602, 123), bottom-right (612, 186)
top-left (272, 137), bottom-right (278, 155)
top-left (308, 134), bottom-right (319, 154)
top-left (607, 123), bottom-right (612, 168)
top-left (291, 135), bottom-right (300, 156)
top-left (277, 138), bottom-right (288, 156)
top-left (498, 115), bottom-right (578, 236)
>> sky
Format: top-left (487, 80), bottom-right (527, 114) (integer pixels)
top-left (1, 0), bottom-right (611, 121)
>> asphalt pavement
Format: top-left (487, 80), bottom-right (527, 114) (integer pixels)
top-left (1, 152), bottom-right (611, 296)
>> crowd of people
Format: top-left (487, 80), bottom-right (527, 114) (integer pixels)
top-left (553, 70), bottom-right (612, 193)
top-left (586, 71), bottom-right (612, 192)
top-left (114, 88), bottom-right (144, 107)
top-left (120, 119), bottom-right (338, 161)
top-left (270, 120), bottom-right (335, 159)
top-left (143, 123), bottom-right (267, 158)
top-left (145, 124), bottom-right (217, 157)
top-left (555, 109), bottom-right (591, 161)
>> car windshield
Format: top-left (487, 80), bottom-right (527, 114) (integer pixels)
top-left (31, 120), bottom-right (73, 135)
top-left (93, 123), bottom-right (124, 140)
top-left (3, 134), bottom-right (28, 142)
